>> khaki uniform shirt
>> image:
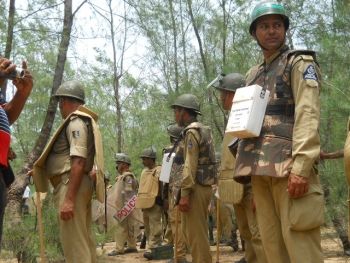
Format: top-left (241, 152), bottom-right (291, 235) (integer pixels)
top-left (181, 128), bottom-right (201, 196)
top-left (46, 116), bottom-right (94, 177)
top-left (290, 54), bottom-right (320, 177)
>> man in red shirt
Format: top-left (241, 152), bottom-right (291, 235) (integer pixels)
top-left (0, 57), bottom-right (33, 250)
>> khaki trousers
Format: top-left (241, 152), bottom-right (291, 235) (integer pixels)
top-left (168, 191), bottom-right (187, 260)
top-left (234, 185), bottom-right (267, 263)
top-left (143, 204), bottom-right (163, 249)
top-left (54, 174), bottom-right (96, 263)
top-left (252, 175), bottom-right (324, 263)
top-left (217, 200), bottom-right (234, 241)
top-left (114, 217), bottom-right (137, 253)
top-left (181, 184), bottom-right (212, 263)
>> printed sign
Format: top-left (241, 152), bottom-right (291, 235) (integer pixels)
top-left (113, 195), bottom-right (137, 222)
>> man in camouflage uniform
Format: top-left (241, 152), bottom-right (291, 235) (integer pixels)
top-left (234, 2), bottom-right (324, 262)
top-left (108, 153), bottom-right (138, 256)
top-left (215, 73), bottom-right (267, 263)
top-left (162, 124), bottom-right (188, 263)
top-left (135, 147), bottom-right (163, 259)
top-left (171, 94), bottom-right (216, 263)
top-left (33, 80), bottom-right (105, 263)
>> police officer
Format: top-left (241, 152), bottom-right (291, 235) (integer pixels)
top-left (33, 80), bottom-right (105, 263)
top-left (216, 73), bottom-right (267, 263)
top-left (135, 147), bottom-right (163, 259)
top-left (162, 124), bottom-right (182, 245)
top-left (171, 94), bottom-right (216, 263)
top-left (108, 153), bottom-right (138, 256)
top-left (234, 2), bottom-right (324, 262)
top-left (163, 124), bottom-right (188, 263)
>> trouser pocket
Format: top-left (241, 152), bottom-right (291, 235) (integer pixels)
top-left (288, 184), bottom-right (324, 231)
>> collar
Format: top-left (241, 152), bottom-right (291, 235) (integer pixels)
top-left (264, 45), bottom-right (289, 66)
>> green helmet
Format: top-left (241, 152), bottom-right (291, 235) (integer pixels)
top-left (249, 1), bottom-right (289, 35)
top-left (216, 73), bottom-right (245, 92)
top-left (140, 147), bottom-right (157, 159)
top-left (115, 153), bottom-right (131, 165)
top-left (171, 93), bottom-right (201, 115)
top-left (55, 80), bottom-right (85, 103)
top-left (166, 124), bottom-right (183, 139)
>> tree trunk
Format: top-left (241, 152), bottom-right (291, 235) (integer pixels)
top-left (186, 0), bottom-right (223, 137)
top-left (0, 0), bottom-right (16, 100)
top-left (168, 0), bottom-right (179, 93)
top-left (6, 0), bottom-right (75, 220)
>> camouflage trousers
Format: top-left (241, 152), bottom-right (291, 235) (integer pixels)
top-left (54, 173), bottom-right (96, 263)
top-left (252, 175), bottom-right (324, 263)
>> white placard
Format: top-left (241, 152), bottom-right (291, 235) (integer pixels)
top-left (159, 153), bottom-right (175, 183)
top-left (225, 84), bottom-right (270, 138)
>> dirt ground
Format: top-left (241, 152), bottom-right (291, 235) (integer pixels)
top-left (95, 227), bottom-right (350, 263)
top-left (1, 227), bottom-right (349, 262)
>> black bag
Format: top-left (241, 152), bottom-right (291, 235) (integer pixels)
top-left (0, 164), bottom-right (15, 187)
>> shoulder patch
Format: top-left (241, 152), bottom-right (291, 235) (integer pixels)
top-left (188, 139), bottom-right (193, 149)
top-left (303, 64), bottom-right (318, 81)
top-left (72, 130), bottom-right (80, 138)
top-left (125, 176), bottom-right (133, 184)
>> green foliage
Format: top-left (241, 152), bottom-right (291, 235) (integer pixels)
top-left (2, 0), bottom-right (350, 255)
top-left (1, 194), bottom-right (63, 262)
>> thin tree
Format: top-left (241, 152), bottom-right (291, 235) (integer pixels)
top-left (6, 0), bottom-right (87, 219)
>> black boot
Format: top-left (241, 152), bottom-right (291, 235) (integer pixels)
top-left (140, 233), bottom-right (147, 249)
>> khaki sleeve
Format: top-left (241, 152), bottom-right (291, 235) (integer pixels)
top-left (66, 117), bottom-right (88, 159)
top-left (124, 175), bottom-right (134, 192)
top-left (181, 129), bottom-right (200, 197)
top-left (290, 56), bottom-right (321, 177)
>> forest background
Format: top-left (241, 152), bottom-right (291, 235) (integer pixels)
top-left (1, 0), bottom-right (350, 261)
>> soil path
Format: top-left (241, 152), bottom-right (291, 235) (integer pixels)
top-left (96, 227), bottom-right (349, 263)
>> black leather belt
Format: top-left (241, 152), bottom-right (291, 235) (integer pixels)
top-left (265, 104), bottom-right (295, 116)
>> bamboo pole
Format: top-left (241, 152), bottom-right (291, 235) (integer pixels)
top-left (174, 205), bottom-right (179, 263)
top-left (216, 198), bottom-right (220, 263)
top-left (36, 192), bottom-right (47, 263)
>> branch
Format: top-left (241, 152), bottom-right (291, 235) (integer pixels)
top-left (73, 0), bottom-right (88, 17)
top-left (320, 150), bottom-right (344, 160)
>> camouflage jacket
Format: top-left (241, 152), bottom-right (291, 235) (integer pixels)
top-left (181, 122), bottom-right (217, 193)
top-left (234, 45), bottom-right (321, 183)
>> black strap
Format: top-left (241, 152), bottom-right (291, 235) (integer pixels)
top-left (265, 104), bottom-right (295, 116)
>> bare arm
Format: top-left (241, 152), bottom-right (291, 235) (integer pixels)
top-left (2, 60), bottom-right (33, 124)
top-left (60, 156), bottom-right (86, 221)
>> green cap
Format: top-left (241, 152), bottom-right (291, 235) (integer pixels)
top-left (55, 80), bottom-right (85, 103)
top-left (115, 153), bottom-right (131, 165)
top-left (249, 1), bottom-right (289, 35)
top-left (216, 73), bottom-right (245, 92)
top-left (140, 147), bottom-right (157, 159)
top-left (171, 93), bottom-right (201, 115)
top-left (166, 124), bottom-right (183, 139)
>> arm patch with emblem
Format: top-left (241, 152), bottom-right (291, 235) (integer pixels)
top-left (72, 130), bottom-right (80, 138)
top-left (303, 64), bottom-right (318, 81)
